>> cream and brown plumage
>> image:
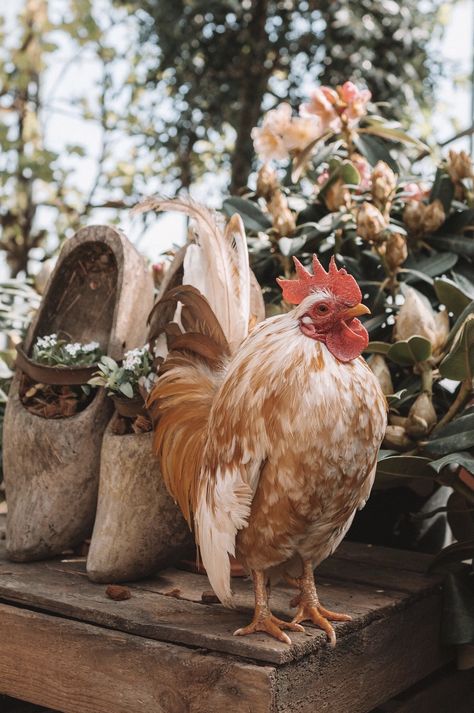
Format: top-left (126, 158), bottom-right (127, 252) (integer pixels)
top-left (146, 199), bottom-right (387, 646)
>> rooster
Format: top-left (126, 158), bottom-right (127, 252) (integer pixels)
top-left (145, 199), bottom-right (387, 647)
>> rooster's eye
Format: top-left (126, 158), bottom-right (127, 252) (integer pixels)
top-left (315, 304), bottom-right (329, 314)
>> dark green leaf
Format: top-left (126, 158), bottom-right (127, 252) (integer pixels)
top-left (405, 252), bottom-right (458, 278)
top-left (376, 455), bottom-right (435, 480)
top-left (429, 451), bottom-right (474, 475)
top-left (443, 208), bottom-right (474, 233)
top-left (222, 197), bottom-right (272, 232)
top-left (430, 541), bottom-right (474, 571)
top-left (434, 278), bottom-right (472, 317)
top-left (364, 341), bottom-right (391, 355)
top-left (278, 236), bottom-right (308, 256)
top-left (439, 315), bottom-right (474, 380)
top-left (430, 167), bottom-right (454, 213)
top-left (430, 235), bottom-right (474, 257)
top-left (387, 336), bottom-right (432, 366)
top-left (353, 133), bottom-right (398, 172)
top-left (425, 414), bottom-right (474, 456)
top-left (447, 300), bottom-right (474, 347)
top-left (341, 161), bottom-right (360, 185)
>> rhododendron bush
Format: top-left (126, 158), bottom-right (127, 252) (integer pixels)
top-left (222, 82), bottom-right (474, 591)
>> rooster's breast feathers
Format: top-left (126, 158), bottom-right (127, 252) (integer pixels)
top-left (195, 314), bottom-right (386, 605)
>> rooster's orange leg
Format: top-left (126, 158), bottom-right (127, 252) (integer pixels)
top-left (286, 561), bottom-right (352, 647)
top-left (234, 569), bottom-right (305, 645)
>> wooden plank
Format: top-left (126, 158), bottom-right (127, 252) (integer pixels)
top-left (0, 553), bottom-right (409, 665)
top-left (317, 555), bottom-right (439, 594)
top-left (330, 541), bottom-right (434, 574)
top-left (373, 665), bottom-right (474, 713)
top-left (274, 592), bottom-right (451, 713)
top-left (0, 603), bottom-right (276, 713)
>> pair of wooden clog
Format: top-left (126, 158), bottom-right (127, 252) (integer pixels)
top-left (3, 225), bottom-right (191, 582)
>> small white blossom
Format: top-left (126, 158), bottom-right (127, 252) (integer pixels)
top-left (83, 341), bottom-right (100, 353)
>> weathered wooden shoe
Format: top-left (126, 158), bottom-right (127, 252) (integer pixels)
top-left (86, 247), bottom-right (192, 583)
top-left (86, 416), bottom-right (192, 583)
top-left (3, 225), bottom-right (154, 562)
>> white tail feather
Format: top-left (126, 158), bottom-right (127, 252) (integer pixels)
top-left (133, 196), bottom-right (251, 352)
top-left (195, 468), bottom-right (253, 607)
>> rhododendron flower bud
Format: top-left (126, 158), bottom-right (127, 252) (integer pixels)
top-left (367, 354), bottom-right (393, 395)
top-left (316, 169), bottom-right (330, 186)
top-left (268, 190), bottom-right (296, 236)
top-left (447, 150), bottom-right (473, 182)
top-left (406, 393), bottom-right (437, 438)
top-left (356, 202), bottom-right (387, 241)
top-left (256, 163), bottom-right (279, 200)
top-left (394, 286), bottom-right (449, 354)
top-left (351, 153), bottom-right (372, 191)
top-left (383, 425), bottom-right (413, 450)
top-left (324, 177), bottom-right (350, 212)
top-left (423, 199), bottom-right (445, 234)
top-left (372, 161), bottom-right (396, 206)
top-left (384, 233), bottom-right (408, 271)
top-left (403, 201), bottom-right (425, 235)
top-left (402, 182), bottom-right (426, 202)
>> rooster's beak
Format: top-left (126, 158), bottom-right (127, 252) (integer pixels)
top-left (342, 303), bottom-right (371, 319)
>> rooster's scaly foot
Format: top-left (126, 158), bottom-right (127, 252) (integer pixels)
top-left (286, 561), bottom-right (352, 647)
top-left (234, 612), bottom-right (304, 645)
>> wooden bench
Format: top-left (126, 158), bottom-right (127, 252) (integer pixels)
top-left (0, 515), bottom-right (471, 713)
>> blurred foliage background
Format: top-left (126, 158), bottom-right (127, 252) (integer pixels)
top-left (0, 0), bottom-right (471, 281)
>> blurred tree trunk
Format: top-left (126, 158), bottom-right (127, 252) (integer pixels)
top-left (230, 0), bottom-right (271, 194)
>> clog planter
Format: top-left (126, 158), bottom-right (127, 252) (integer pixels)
top-left (3, 226), bottom-right (154, 561)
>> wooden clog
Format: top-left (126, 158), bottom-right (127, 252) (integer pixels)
top-left (3, 225), bottom-right (154, 561)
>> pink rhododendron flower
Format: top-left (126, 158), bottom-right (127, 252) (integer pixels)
top-left (316, 169), bottom-right (330, 186)
top-left (252, 103), bottom-right (321, 161)
top-left (402, 182), bottom-right (427, 202)
top-left (352, 154), bottom-right (372, 191)
top-left (339, 81), bottom-right (371, 122)
top-left (283, 115), bottom-right (321, 152)
top-left (300, 87), bottom-right (342, 134)
top-left (251, 103), bottom-right (293, 161)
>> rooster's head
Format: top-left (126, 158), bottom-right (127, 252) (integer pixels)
top-left (277, 255), bottom-right (370, 362)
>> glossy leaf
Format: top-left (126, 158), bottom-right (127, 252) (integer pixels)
top-left (429, 167), bottom-right (454, 213)
top-left (439, 315), bottom-right (474, 380)
top-left (353, 133), bottom-right (398, 171)
top-left (222, 197), bottom-right (272, 232)
top-left (405, 252), bottom-right (458, 279)
top-left (278, 236), bottom-right (308, 256)
top-left (430, 540), bottom-right (474, 571)
top-left (447, 300), bottom-right (474, 347)
top-left (429, 451), bottom-right (474, 475)
top-left (443, 208), bottom-right (474, 233)
top-left (364, 341), bottom-right (391, 355)
top-left (425, 413), bottom-right (474, 456)
top-left (434, 278), bottom-right (472, 318)
top-left (360, 124), bottom-right (427, 149)
top-left (430, 235), bottom-right (474, 257)
top-left (387, 336), bottom-right (432, 366)
top-left (376, 455), bottom-right (435, 479)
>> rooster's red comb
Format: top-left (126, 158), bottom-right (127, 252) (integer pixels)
top-left (276, 255), bottom-right (362, 306)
